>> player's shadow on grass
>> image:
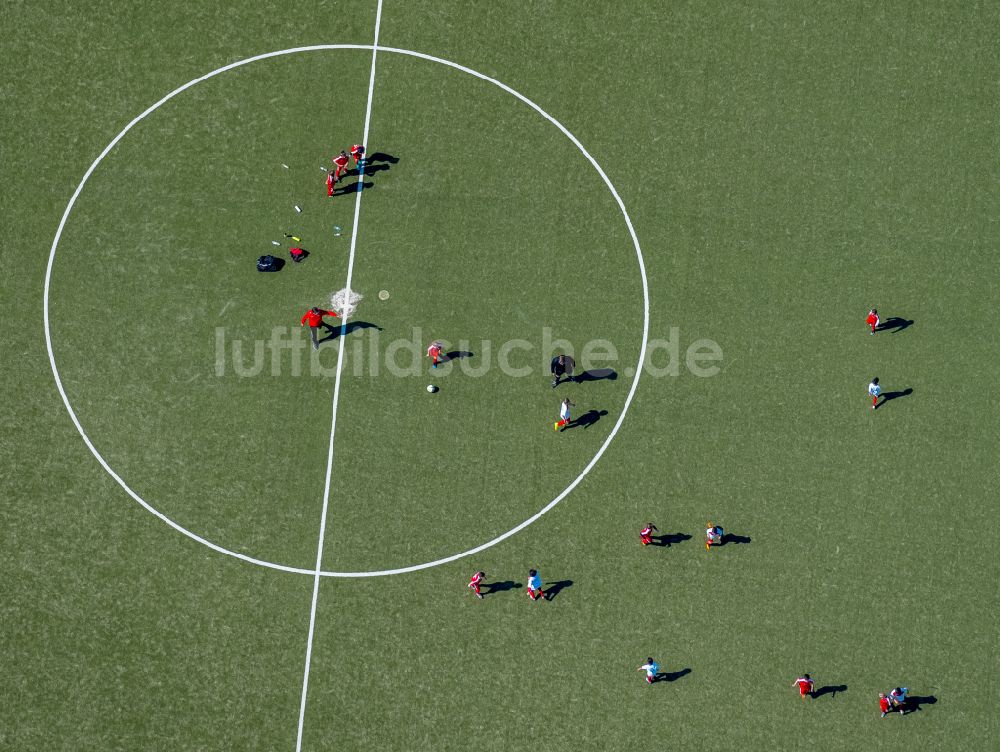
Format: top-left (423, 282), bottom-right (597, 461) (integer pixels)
top-left (544, 580), bottom-right (573, 601)
top-left (876, 317), bottom-right (914, 334)
top-left (483, 581), bottom-right (521, 596)
top-left (811, 684), bottom-right (847, 699)
top-left (318, 321), bottom-right (383, 344)
top-left (720, 533), bottom-right (752, 546)
top-left (562, 410), bottom-right (608, 431)
top-left (332, 180), bottom-right (374, 196)
top-left (650, 532), bottom-right (692, 547)
top-left (443, 350), bottom-right (474, 363)
top-left (902, 695), bottom-right (937, 714)
top-left (875, 388), bottom-right (913, 409)
top-left (653, 668), bottom-right (691, 683)
top-left (354, 152), bottom-right (399, 178)
top-left (574, 369), bottom-right (618, 383)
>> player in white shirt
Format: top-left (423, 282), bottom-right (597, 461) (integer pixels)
top-left (637, 657), bottom-right (660, 684)
top-left (526, 569), bottom-right (545, 601)
top-left (706, 521), bottom-right (724, 550)
top-left (554, 398), bottom-right (575, 431)
top-left (869, 377), bottom-right (881, 409)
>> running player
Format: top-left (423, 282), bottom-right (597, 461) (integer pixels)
top-left (637, 657), bottom-right (660, 685)
top-left (640, 522), bottom-right (659, 546)
top-left (301, 306), bottom-right (339, 350)
top-left (793, 674), bottom-right (814, 700)
top-left (527, 569), bottom-right (545, 601)
top-left (879, 692), bottom-right (892, 718)
top-left (866, 308), bottom-right (880, 335)
top-left (468, 571), bottom-right (486, 600)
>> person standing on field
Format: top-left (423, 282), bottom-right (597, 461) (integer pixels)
top-left (793, 674), bottom-right (814, 700)
top-left (869, 377), bottom-right (881, 409)
top-left (332, 150), bottom-right (350, 183)
top-left (326, 170), bottom-right (336, 197)
top-left (889, 687), bottom-right (908, 714)
top-left (550, 353), bottom-right (575, 387)
top-left (301, 306), bottom-right (339, 350)
top-left (350, 143), bottom-right (365, 168)
top-left (468, 571), bottom-right (486, 600)
top-left (554, 398), bottom-right (575, 431)
top-left (866, 308), bottom-right (880, 335)
top-left (637, 657), bottom-right (660, 684)
top-left (427, 340), bottom-right (444, 368)
top-left (705, 521), bottom-right (723, 550)
top-left (640, 522), bottom-right (658, 546)
top-left (526, 569), bottom-right (545, 601)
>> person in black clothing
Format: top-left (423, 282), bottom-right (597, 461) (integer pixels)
top-left (550, 353), bottom-right (575, 388)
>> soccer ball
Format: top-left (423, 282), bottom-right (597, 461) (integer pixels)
top-left (426, 384), bottom-right (437, 393)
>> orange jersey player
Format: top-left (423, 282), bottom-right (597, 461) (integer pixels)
top-left (793, 674), bottom-right (814, 700)
top-left (468, 571), bottom-right (486, 599)
top-left (640, 523), bottom-right (658, 546)
top-left (866, 308), bottom-right (880, 335)
top-left (332, 150), bottom-right (350, 182)
top-left (350, 143), bottom-right (365, 167)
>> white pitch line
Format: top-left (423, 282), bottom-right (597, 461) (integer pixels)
top-left (294, 2), bottom-right (384, 750)
top-left (45, 44), bottom-right (650, 580)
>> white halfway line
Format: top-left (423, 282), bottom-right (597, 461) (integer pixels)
top-left (294, 1), bottom-right (384, 750)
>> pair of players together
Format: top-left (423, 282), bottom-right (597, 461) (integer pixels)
top-left (325, 144), bottom-right (366, 196)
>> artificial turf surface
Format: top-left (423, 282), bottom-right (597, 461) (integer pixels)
top-left (3, 1), bottom-right (997, 750)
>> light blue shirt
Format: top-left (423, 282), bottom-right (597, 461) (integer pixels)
top-left (643, 661), bottom-right (659, 676)
top-left (528, 573), bottom-right (542, 590)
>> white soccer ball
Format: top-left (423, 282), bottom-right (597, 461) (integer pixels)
top-left (426, 384), bottom-right (437, 393)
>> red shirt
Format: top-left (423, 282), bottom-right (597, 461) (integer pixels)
top-left (326, 172), bottom-right (335, 187)
top-left (640, 526), bottom-right (654, 537)
top-left (333, 153), bottom-right (350, 168)
top-left (301, 309), bottom-right (337, 327)
top-left (350, 144), bottom-right (365, 157)
top-left (469, 572), bottom-right (484, 586)
top-left (866, 311), bottom-right (879, 327)
top-left (795, 677), bottom-right (814, 694)
top-left (879, 696), bottom-right (891, 713)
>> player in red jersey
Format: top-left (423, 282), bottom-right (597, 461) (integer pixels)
top-left (326, 170), bottom-right (336, 196)
top-left (427, 340), bottom-right (443, 368)
top-left (866, 308), bottom-right (880, 335)
top-left (878, 693), bottom-right (892, 717)
top-left (350, 144), bottom-right (365, 167)
top-left (332, 150), bottom-right (350, 183)
top-left (640, 522), bottom-right (658, 546)
top-left (468, 571), bottom-right (486, 599)
top-left (301, 307), bottom-right (339, 350)
top-left (793, 674), bottom-right (814, 700)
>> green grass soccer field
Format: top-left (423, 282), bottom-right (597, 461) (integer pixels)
top-left (3, 2), bottom-right (997, 750)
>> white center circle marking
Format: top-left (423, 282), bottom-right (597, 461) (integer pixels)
top-left (43, 45), bottom-right (650, 578)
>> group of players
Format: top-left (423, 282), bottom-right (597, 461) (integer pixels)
top-left (325, 144), bottom-right (366, 196)
top-left (463, 312), bottom-right (915, 714)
